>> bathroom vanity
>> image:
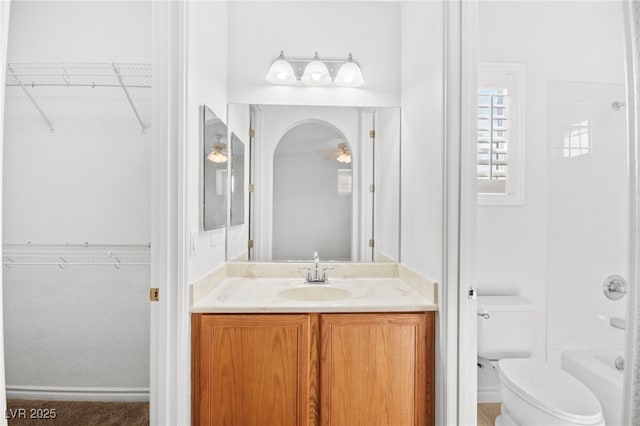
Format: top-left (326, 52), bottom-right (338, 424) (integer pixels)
top-left (191, 266), bottom-right (437, 426)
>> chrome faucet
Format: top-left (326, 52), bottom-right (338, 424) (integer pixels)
top-left (301, 251), bottom-right (332, 283)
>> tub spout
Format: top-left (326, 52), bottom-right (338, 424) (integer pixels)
top-left (609, 316), bottom-right (627, 331)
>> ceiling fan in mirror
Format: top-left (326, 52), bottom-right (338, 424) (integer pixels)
top-left (320, 141), bottom-right (352, 163)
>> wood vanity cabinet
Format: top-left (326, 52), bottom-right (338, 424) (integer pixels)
top-left (320, 313), bottom-right (434, 426)
top-left (192, 312), bottom-right (435, 426)
top-left (192, 314), bottom-right (314, 426)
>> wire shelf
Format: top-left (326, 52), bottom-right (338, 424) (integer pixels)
top-left (5, 62), bottom-right (151, 88)
top-left (4, 62), bottom-right (151, 133)
top-left (3, 243), bottom-right (151, 268)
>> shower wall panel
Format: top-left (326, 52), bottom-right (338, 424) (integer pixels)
top-left (546, 81), bottom-right (627, 364)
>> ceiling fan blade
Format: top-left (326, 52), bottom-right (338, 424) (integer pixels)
top-left (324, 151), bottom-right (341, 159)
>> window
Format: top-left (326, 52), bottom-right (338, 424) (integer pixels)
top-left (477, 63), bottom-right (525, 205)
top-left (337, 169), bottom-right (352, 194)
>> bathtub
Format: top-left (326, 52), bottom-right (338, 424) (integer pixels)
top-left (561, 350), bottom-right (624, 426)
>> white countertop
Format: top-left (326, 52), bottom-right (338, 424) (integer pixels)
top-left (191, 277), bottom-right (437, 313)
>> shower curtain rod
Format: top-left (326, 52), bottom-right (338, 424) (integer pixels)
top-left (4, 62), bottom-right (151, 133)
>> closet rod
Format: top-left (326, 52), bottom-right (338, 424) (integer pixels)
top-left (3, 262), bottom-right (150, 269)
top-left (3, 243), bottom-right (151, 268)
top-left (3, 242), bottom-right (151, 248)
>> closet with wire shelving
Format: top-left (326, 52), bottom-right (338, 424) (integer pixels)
top-left (2, 0), bottom-right (152, 403)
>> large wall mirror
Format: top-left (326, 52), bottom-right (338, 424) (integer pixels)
top-left (202, 105), bottom-right (228, 231)
top-left (226, 104), bottom-right (400, 263)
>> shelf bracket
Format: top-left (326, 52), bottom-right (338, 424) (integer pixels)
top-left (112, 63), bottom-right (147, 134)
top-left (8, 66), bottom-right (55, 132)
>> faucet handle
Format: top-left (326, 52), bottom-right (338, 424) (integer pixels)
top-left (299, 266), bottom-right (314, 282)
top-left (320, 266), bottom-right (334, 282)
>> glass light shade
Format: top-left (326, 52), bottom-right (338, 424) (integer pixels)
top-left (336, 152), bottom-right (352, 163)
top-left (208, 150), bottom-right (228, 163)
top-left (265, 52), bottom-right (297, 85)
top-left (208, 144), bottom-right (228, 163)
top-left (301, 54), bottom-right (332, 86)
top-left (335, 59), bottom-right (364, 88)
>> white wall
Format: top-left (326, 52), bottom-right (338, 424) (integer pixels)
top-left (3, 1), bottom-right (151, 392)
top-left (227, 1), bottom-right (400, 107)
top-left (477, 0), bottom-right (626, 398)
top-left (186, 0), bottom-right (229, 283)
top-left (400, 1), bottom-right (444, 283)
top-left (400, 3), bottom-right (445, 423)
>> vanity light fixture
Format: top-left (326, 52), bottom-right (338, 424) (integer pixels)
top-left (265, 51), bottom-right (364, 87)
top-left (334, 54), bottom-right (365, 88)
top-left (207, 134), bottom-right (228, 163)
top-left (301, 52), bottom-right (332, 86)
top-left (265, 51), bottom-right (297, 85)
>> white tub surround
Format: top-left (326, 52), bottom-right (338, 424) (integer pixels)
top-left (561, 350), bottom-right (624, 426)
top-left (191, 262), bottom-right (437, 313)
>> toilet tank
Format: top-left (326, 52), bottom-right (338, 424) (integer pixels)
top-left (477, 295), bottom-right (534, 360)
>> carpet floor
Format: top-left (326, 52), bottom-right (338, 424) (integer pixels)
top-left (6, 399), bottom-right (149, 426)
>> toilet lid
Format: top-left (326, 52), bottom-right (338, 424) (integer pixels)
top-left (497, 359), bottom-right (603, 424)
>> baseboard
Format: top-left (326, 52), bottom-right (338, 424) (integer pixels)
top-left (6, 386), bottom-right (150, 402)
top-left (478, 388), bottom-right (501, 403)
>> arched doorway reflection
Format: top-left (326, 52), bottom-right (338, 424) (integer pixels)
top-left (272, 121), bottom-right (353, 261)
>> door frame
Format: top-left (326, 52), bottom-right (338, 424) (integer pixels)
top-left (442, 0), bottom-right (478, 424)
top-left (150, 1), bottom-right (189, 425)
top-left (0, 2), bottom-right (11, 425)
top-left (148, 0), bottom-right (480, 424)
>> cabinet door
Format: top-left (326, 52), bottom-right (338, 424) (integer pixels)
top-left (193, 314), bottom-right (314, 426)
top-left (320, 312), bottom-right (434, 426)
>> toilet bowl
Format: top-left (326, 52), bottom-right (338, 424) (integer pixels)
top-left (496, 359), bottom-right (605, 426)
top-left (478, 296), bottom-right (605, 426)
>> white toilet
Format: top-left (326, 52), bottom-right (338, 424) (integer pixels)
top-left (478, 296), bottom-right (605, 426)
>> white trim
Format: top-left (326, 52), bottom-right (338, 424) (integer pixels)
top-left (622, 1), bottom-right (639, 425)
top-left (441, 1), bottom-right (459, 424)
top-left (150, 1), bottom-right (188, 425)
top-left (6, 386), bottom-right (149, 402)
top-left (443, 0), bottom-right (478, 425)
top-left (458, 1), bottom-right (479, 424)
top-left (0, 2), bottom-right (11, 425)
top-left (477, 388), bottom-right (501, 404)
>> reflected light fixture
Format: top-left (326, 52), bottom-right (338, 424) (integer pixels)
top-left (335, 143), bottom-right (352, 163)
top-left (336, 151), bottom-right (352, 163)
top-left (207, 135), bottom-right (228, 163)
top-left (265, 51), bottom-right (364, 87)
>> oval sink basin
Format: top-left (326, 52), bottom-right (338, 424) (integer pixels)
top-left (278, 286), bottom-right (352, 301)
